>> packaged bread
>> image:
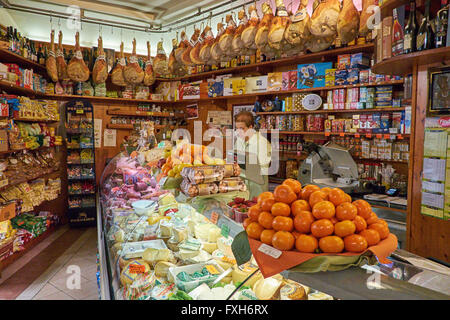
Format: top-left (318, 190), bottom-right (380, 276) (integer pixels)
top-left (180, 165), bottom-right (224, 184)
top-left (223, 163), bottom-right (241, 178)
top-left (218, 177), bottom-right (247, 193)
top-left (180, 179), bottom-right (219, 197)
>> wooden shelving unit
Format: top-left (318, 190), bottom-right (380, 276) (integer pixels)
top-left (107, 109), bottom-right (184, 118)
top-left (257, 107), bottom-right (406, 116)
top-left (0, 48), bottom-right (48, 75)
top-left (0, 145), bottom-right (55, 155)
top-left (262, 130), bottom-right (410, 138)
top-left (379, 0), bottom-right (410, 17)
top-left (44, 94), bottom-right (176, 104)
top-left (13, 117), bottom-right (59, 123)
top-left (0, 79), bottom-right (43, 97)
top-left (0, 168), bottom-right (59, 192)
top-left (106, 123), bottom-right (182, 130)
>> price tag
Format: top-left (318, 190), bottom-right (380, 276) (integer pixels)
top-left (397, 134), bottom-right (403, 140)
top-left (325, 132), bottom-right (330, 136)
top-left (366, 133), bottom-right (372, 138)
top-left (147, 112), bottom-right (154, 116)
top-left (210, 212), bottom-right (219, 224)
top-left (76, 109), bottom-right (84, 114)
top-left (205, 264), bottom-right (220, 275)
top-left (258, 243), bottom-right (282, 259)
top-left (355, 133), bottom-right (360, 138)
top-left (128, 264), bottom-right (146, 274)
top-left (339, 132), bottom-right (345, 137)
top-left (384, 134), bottom-right (390, 139)
top-left (376, 134), bottom-right (382, 138)
top-left (221, 224), bottom-right (230, 238)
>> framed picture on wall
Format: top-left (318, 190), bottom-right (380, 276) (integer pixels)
top-left (428, 67), bottom-right (450, 114)
top-left (186, 104), bottom-right (199, 120)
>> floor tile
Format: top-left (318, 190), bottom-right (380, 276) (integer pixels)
top-left (61, 280), bottom-right (99, 300)
top-left (32, 283), bottom-right (61, 300)
top-left (81, 292), bottom-right (99, 300)
top-left (49, 272), bottom-right (90, 291)
top-left (80, 264), bottom-right (98, 281)
top-left (35, 290), bottom-right (74, 300)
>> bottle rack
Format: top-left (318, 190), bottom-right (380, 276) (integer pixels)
top-left (65, 99), bottom-right (97, 228)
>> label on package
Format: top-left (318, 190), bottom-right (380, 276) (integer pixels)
top-left (129, 264), bottom-right (146, 274)
top-left (205, 264), bottom-right (220, 275)
top-left (258, 243), bottom-right (282, 259)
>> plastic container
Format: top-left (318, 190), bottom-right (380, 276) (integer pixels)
top-left (131, 200), bottom-right (157, 216)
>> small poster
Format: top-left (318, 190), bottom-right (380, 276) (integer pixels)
top-left (104, 129), bottom-right (116, 147)
top-left (186, 104), bottom-right (199, 120)
top-left (94, 118), bottom-right (102, 148)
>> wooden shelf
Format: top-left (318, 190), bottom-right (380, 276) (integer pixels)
top-left (0, 168), bottom-right (59, 192)
top-left (13, 117), bottom-right (59, 123)
top-left (372, 47), bottom-right (450, 75)
top-left (0, 145), bottom-right (54, 155)
top-left (0, 48), bottom-right (48, 75)
top-left (257, 107), bottom-right (406, 116)
top-left (107, 109), bottom-right (185, 118)
top-left (380, 0), bottom-right (410, 17)
top-left (44, 94), bottom-right (176, 104)
top-left (156, 43), bottom-right (375, 82)
top-left (106, 123), bottom-right (182, 130)
top-left (0, 80), bottom-right (42, 97)
top-left (262, 130), bottom-right (410, 138)
top-left (354, 157), bottom-right (409, 164)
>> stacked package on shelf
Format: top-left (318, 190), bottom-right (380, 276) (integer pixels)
top-left (179, 164), bottom-right (245, 198)
top-left (10, 213), bottom-right (47, 237)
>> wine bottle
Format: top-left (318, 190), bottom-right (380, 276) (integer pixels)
top-left (37, 44), bottom-right (44, 65)
top-left (392, 8), bottom-right (404, 56)
top-left (417, 0), bottom-right (435, 51)
top-left (435, 0), bottom-right (449, 48)
top-left (404, 1), bottom-right (418, 54)
top-left (13, 28), bottom-right (18, 54)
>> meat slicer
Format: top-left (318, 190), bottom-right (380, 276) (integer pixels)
top-left (297, 142), bottom-right (366, 194)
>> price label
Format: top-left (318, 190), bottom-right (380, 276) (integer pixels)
top-left (147, 112), bottom-right (154, 116)
top-left (210, 212), bottom-right (219, 224)
top-left (355, 133), bottom-right (360, 138)
top-left (384, 134), bottom-right (390, 139)
top-left (128, 264), bottom-right (146, 274)
top-left (397, 134), bottom-right (403, 140)
top-left (205, 264), bottom-right (220, 275)
top-left (366, 133), bottom-right (372, 138)
top-left (258, 243), bottom-right (282, 259)
top-left (76, 109), bottom-right (84, 114)
top-left (339, 132), bottom-right (345, 137)
top-left (221, 224), bottom-right (230, 238)
top-left (376, 134), bottom-right (382, 139)
top-left (325, 132), bottom-right (330, 136)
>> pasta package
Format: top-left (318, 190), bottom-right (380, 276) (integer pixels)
top-left (180, 180), bottom-right (219, 197)
top-left (218, 177), bottom-right (247, 193)
top-left (180, 166), bottom-right (224, 185)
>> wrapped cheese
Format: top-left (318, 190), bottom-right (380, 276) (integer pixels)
top-left (154, 261), bottom-right (176, 278)
top-left (231, 262), bottom-right (263, 287)
top-left (180, 165), bottom-right (225, 185)
top-left (201, 241), bottom-right (218, 254)
top-left (120, 259), bottom-right (151, 286)
top-left (142, 248), bottom-right (174, 265)
top-left (253, 276), bottom-right (283, 300)
top-left (280, 281), bottom-right (307, 300)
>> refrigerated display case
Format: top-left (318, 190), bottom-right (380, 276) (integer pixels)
top-left (96, 151), bottom-right (450, 300)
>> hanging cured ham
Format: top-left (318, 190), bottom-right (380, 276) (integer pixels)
top-left (191, 25), bottom-right (209, 65)
top-left (268, 0), bottom-right (290, 50)
top-left (111, 42), bottom-right (127, 87)
top-left (92, 36), bottom-right (108, 84)
top-left (153, 41), bottom-right (169, 77)
top-left (309, 0), bottom-right (340, 38)
top-left (359, 0), bottom-right (377, 37)
top-left (67, 32), bottom-right (90, 82)
top-left (56, 31), bottom-right (68, 81)
top-left (255, 2), bottom-right (276, 58)
top-left (337, 0), bottom-right (360, 44)
top-left (175, 31), bottom-right (189, 65)
top-left (181, 27), bottom-right (200, 66)
top-left (46, 30), bottom-right (58, 83)
top-left (123, 38), bottom-right (144, 84)
top-left (241, 4), bottom-right (259, 52)
top-left (231, 9), bottom-right (249, 57)
top-left (284, 0), bottom-right (311, 52)
top-left (219, 14), bottom-right (237, 60)
top-left (199, 25), bottom-right (215, 64)
top-left (210, 22), bottom-right (226, 65)
top-left (143, 41), bottom-right (156, 86)
top-left (306, 35), bottom-right (335, 52)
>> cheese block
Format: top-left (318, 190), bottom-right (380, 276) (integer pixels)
top-left (158, 220), bottom-right (173, 238)
top-left (279, 282), bottom-right (307, 300)
top-left (194, 223), bottom-right (221, 241)
top-left (142, 248), bottom-right (173, 264)
top-left (231, 262), bottom-right (262, 287)
top-left (217, 236), bottom-right (234, 259)
top-left (253, 276), bottom-right (283, 300)
top-left (120, 259), bottom-right (151, 286)
top-left (158, 192), bottom-right (177, 206)
top-left (212, 249), bottom-right (236, 270)
top-left (308, 292), bottom-right (334, 300)
top-left (176, 248), bottom-right (201, 261)
top-left (121, 240), bottom-right (168, 259)
top-left (170, 227), bottom-right (188, 243)
top-left (201, 241), bottom-right (218, 254)
top-left (187, 250), bottom-right (212, 264)
top-left (178, 238), bottom-right (202, 251)
top-left (207, 227), bottom-right (222, 243)
top-left (154, 261), bottom-right (176, 278)
top-left (166, 240), bottom-right (180, 252)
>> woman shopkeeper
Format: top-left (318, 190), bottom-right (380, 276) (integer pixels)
top-left (234, 111), bottom-right (272, 199)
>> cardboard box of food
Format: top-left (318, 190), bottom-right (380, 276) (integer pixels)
top-left (298, 62), bottom-right (333, 89)
top-left (267, 72), bottom-right (283, 91)
top-left (245, 76), bottom-right (268, 93)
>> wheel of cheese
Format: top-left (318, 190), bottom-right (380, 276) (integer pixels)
top-left (120, 259), bottom-right (151, 286)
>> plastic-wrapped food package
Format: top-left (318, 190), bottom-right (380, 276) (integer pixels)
top-left (218, 177), bottom-right (247, 193)
top-left (222, 163), bottom-right (241, 178)
top-left (180, 180), bottom-right (219, 197)
top-left (180, 166), bottom-right (224, 185)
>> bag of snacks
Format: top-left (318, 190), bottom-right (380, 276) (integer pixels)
top-left (222, 164), bottom-right (241, 178)
top-left (180, 180), bottom-right (219, 197)
top-left (180, 166), bottom-right (224, 185)
top-left (218, 177), bottom-right (247, 193)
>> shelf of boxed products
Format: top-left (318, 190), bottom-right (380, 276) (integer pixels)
top-left (0, 79), bottom-right (44, 97)
top-left (12, 117), bottom-right (59, 123)
top-left (262, 130), bottom-right (410, 139)
top-left (0, 48), bottom-right (48, 75)
top-left (379, 0), bottom-right (410, 17)
top-left (106, 109), bottom-right (185, 118)
top-left (156, 43), bottom-right (375, 82)
top-left (169, 80), bottom-right (405, 104)
top-left (372, 46), bottom-right (450, 75)
top-left (257, 106), bottom-right (406, 116)
top-left (43, 93), bottom-right (177, 104)
top-left (0, 167), bottom-right (59, 192)
top-left (0, 145), bottom-right (56, 155)
top-left (106, 123), bottom-right (185, 130)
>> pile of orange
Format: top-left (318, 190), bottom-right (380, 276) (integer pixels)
top-left (244, 179), bottom-right (390, 254)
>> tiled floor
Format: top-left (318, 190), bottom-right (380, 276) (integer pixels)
top-left (9, 227), bottom-right (100, 300)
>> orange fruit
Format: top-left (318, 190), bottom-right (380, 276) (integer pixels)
top-left (257, 192), bottom-right (275, 206)
top-left (343, 193), bottom-right (352, 203)
top-left (336, 202), bottom-right (358, 221)
top-left (248, 204), bottom-right (262, 222)
top-left (312, 201), bottom-right (336, 219)
top-left (291, 200), bottom-right (311, 216)
top-left (353, 199), bottom-right (372, 220)
top-left (272, 216), bottom-right (294, 232)
top-left (359, 229), bottom-right (381, 246)
top-left (258, 211), bottom-right (274, 229)
top-left (272, 231), bottom-right (295, 251)
top-left (243, 217), bottom-right (252, 229)
top-left (282, 178), bottom-right (302, 194)
top-left (334, 220), bottom-right (356, 238)
top-left (300, 185), bottom-right (321, 201)
top-left (292, 231), bottom-right (302, 240)
top-left (369, 223), bottom-right (389, 240)
top-left (309, 190), bottom-right (328, 208)
top-left (260, 229), bottom-right (276, 245)
top-left (271, 202), bottom-right (291, 217)
top-left (319, 236), bottom-right (344, 253)
top-left (377, 219), bottom-right (389, 228)
top-left (260, 198), bottom-right (276, 212)
top-left (320, 187), bottom-right (332, 196)
top-left (328, 188), bottom-right (347, 206)
top-left (330, 216), bottom-right (339, 224)
top-left (353, 215), bottom-right (367, 232)
top-left (274, 185), bottom-right (297, 204)
top-left (295, 234), bottom-right (319, 253)
top-left (366, 212), bottom-right (379, 225)
top-left (344, 234), bottom-right (368, 253)
top-left (311, 219), bottom-right (334, 238)
top-left (246, 222), bottom-right (264, 240)
top-left (293, 211), bottom-right (314, 233)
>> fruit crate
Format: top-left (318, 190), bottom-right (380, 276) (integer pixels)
top-left (226, 197), bottom-right (258, 224)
